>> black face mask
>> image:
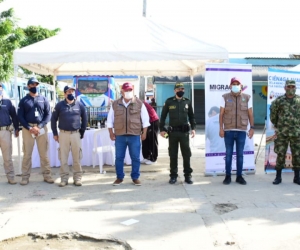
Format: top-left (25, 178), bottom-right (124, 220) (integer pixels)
top-left (176, 91), bottom-right (184, 98)
top-left (67, 93), bottom-right (75, 101)
top-left (29, 87), bottom-right (37, 94)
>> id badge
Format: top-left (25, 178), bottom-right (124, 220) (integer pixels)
top-left (35, 110), bottom-right (39, 117)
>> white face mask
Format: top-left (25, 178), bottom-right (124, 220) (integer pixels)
top-left (231, 85), bottom-right (241, 93)
top-left (124, 91), bottom-right (133, 99)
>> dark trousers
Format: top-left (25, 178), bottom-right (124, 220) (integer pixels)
top-left (142, 120), bottom-right (159, 162)
top-left (168, 131), bottom-right (192, 178)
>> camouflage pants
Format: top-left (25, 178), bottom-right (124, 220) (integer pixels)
top-left (274, 134), bottom-right (300, 170)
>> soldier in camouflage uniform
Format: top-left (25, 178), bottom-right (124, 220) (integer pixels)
top-left (160, 82), bottom-right (196, 185)
top-left (270, 80), bottom-right (300, 185)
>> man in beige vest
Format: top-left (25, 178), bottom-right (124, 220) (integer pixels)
top-left (219, 77), bottom-right (254, 185)
top-left (107, 82), bottom-right (150, 186)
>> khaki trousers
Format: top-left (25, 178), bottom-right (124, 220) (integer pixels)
top-left (0, 130), bottom-right (14, 179)
top-left (21, 127), bottom-right (51, 178)
top-left (58, 131), bottom-right (83, 181)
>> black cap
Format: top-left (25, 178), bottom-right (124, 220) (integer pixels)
top-left (64, 85), bottom-right (76, 93)
top-left (27, 77), bottom-right (40, 86)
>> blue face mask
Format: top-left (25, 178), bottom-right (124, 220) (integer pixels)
top-left (231, 85), bottom-right (241, 93)
top-left (0, 90), bottom-right (3, 96)
top-left (29, 87), bottom-right (37, 94)
top-left (67, 93), bottom-right (75, 101)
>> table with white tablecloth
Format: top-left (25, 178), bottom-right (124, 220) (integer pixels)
top-left (32, 128), bottom-right (143, 168)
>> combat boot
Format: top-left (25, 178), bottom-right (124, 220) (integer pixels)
top-left (273, 170), bottom-right (282, 185)
top-left (293, 169), bottom-right (300, 185)
top-left (7, 176), bottom-right (17, 185)
top-left (20, 178), bottom-right (29, 185)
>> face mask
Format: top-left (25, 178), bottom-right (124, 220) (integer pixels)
top-left (286, 88), bottom-right (296, 96)
top-left (67, 93), bottom-right (75, 101)
top-left (176, 91), bottom-right (184, 98)
top-left (124, 91), bottom-right (133, 99)
top-left (0, 90), bottom-right (2, 96)
top-left (231, 85), bottom-right (241, 93)
top-left (29, 87), bottom-right (37, 94)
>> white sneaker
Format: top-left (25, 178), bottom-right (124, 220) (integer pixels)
top-left (140, 159), bottom-right (149, 164)
top-left (145, 160), bottom-right (156, 165)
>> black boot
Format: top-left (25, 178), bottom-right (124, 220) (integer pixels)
top-left (293, 169), bottom-right (300, 185)
top-left (185, 176), bottom-right (193, 184)
top-left (273, 170), bottom-right (282, 185)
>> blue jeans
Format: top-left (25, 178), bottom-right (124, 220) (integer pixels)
top-left (224, 131), bottom-right (246, 176)
top-left (115, 135), bottom-right (141, 180)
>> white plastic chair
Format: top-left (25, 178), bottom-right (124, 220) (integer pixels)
top-left (92, 128), bottom-right (115, 173)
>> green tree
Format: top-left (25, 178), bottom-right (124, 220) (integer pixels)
top-left (20, 25), bottom-right (60, 85)
top-left (0, 8), bottom-right (24, 81)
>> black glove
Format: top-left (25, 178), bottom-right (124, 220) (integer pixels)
top-left (79, 129), bottom-right (85, 139)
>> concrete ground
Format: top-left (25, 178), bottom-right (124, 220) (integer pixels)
top-left (1, 128), bottom-right (300, 250)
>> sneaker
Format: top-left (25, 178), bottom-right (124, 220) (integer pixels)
top-left (133, 179), bottom-right (141, 186)
top-left (140, 159), bottom-right (149, 164)
top-left (223, 175), bottom-right (231, 185)
top-left (20, 178), bottom-right (29, 185)
top-left (145, 160), bottom-right (156, 165)
top-left (113, 178), bottom-right (123, 186)
top-left (169, 177), bottom-right (177, 184)
top-left (74, 180), bottom-right (82, 186)
top-left (44, 176), bottom-right (54, 184)
top-left (236, 176), bottom-right (247, 185)
top-left (58, 181), bottom-right (68, 187)
top-left (8, 179), bottom-right (17, 185)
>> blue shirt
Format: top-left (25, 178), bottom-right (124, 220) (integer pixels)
top-left (0, 98), bottom-right (19, 130)
top-left (51, 99), bottom-right (87, 136)
top-left (17, 94), bottom-right (51, 130)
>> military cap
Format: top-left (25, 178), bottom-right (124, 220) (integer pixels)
top-left (174, 82), bottom-right (184, 89)
top-left (285, 80), bottom-right (296, 86)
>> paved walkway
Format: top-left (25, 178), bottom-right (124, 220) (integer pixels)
top-left (1, 128), bottom-right (300, 249)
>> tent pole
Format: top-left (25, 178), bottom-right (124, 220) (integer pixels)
top-left (190, 75), bottom-right (194, 111)
top-left (53, 74), bottom-right (57, 108)
top-left (14, 65), bottom-right (21, 175)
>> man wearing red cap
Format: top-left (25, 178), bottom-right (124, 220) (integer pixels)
top-left (219, 77), bottom-right (254, 185)
top-left (107, 82), bottom-right (150, 186)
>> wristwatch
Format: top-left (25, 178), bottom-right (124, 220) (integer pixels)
top-left (250, 126), bottom-right (255, 129)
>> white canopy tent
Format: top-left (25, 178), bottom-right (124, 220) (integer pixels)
top-left (13, 17), bottom-right (228, 172)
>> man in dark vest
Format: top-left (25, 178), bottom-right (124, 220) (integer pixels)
top-left (219, 77), bottom-right (254, 185)
top-left (107, 82), bottom-right (150, 186)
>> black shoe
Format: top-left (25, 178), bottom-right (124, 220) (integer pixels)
top-left (293, 169), bottom-right (300, 185)
top-left (223, 175), bottom-right (231, 185)
top-left (185, 177), bottom-right (193, 184)
top-left (236, 176), bottom-right (247, 185)
top-left (169, 177), bottom-right (177, 184)
top-left (273, 177), bottom-right (282, 185)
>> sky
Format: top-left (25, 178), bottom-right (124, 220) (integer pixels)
top-left (1, 0), bottom-right (300, 56)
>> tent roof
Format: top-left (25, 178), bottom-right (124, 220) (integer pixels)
top-left (13, 17), bottom-right (228, 76)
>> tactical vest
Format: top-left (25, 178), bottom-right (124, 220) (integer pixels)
top-left (222, 92), bottom-right (250, 130)
top-left (112, 97), bottom-right (143, 135)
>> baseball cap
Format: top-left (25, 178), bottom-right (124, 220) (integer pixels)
top-left (230, 77), bottom-right (241, 85)
top-left (64, 85), bottom-right (76, 93)
top-left (27, 77), bottom-right (40, 86)
top-left (122, 82), bottom-right (133, 91)
top-left (174, 82), bottom-right (184, 89)
top-left (285, 80), bottom-right (296, 86)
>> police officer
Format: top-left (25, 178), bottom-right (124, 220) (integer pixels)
top-left (17, 77), bottom-right (53, 185)
top-left (0, 84), bottom-right (19, 184)
top-left (160, 82), bottom-right (196, 184)
top-left (51, 86), bottom-right (87, 187)
top-left (270, 80), bottom-right (300, 185)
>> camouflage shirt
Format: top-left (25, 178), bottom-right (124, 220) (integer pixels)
top-left (270, 94), bottom-right (300, 136)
